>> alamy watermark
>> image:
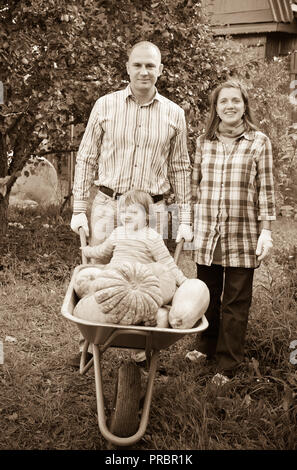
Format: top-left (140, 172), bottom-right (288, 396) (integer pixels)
top-left (289, 80), bottom-right (297, 106)
top-left (0, 81), bottom-right (3, 105)
top-left (0, 340), bottom-right (3, 365)
top-left (289, 340), bottom-right (297, 365)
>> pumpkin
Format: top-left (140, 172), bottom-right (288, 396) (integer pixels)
top-left (73, 294), bottom-right (107, 323)
top-left (156, 306), bottom-right (170, 328)
top-left (73, 266), bottom-right (104, 298)
top-left (147, 262), bottom-right (177, 305)
top-left (168, 279), bottom-right (210, 329)
top-left (92, 262), bottom-right (163, 326)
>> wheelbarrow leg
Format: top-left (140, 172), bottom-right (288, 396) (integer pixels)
top-left (79, 339), bottom-right (94, 375)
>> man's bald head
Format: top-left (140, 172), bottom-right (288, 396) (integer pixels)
top-left (127, 41), bottom-right (162, 62)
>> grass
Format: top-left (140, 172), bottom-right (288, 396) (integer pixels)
top-left (0, 207), bottom-right (296, 450)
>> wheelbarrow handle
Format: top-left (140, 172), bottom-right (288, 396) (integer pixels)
top-left (79, 227), bottom-right (88, 264)
top-left (174, 238), bottom-right (184, 264)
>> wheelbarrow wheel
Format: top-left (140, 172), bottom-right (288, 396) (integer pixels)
top-left (110, 361), bottom-right (141, 438)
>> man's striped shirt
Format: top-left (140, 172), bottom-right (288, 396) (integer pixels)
top-left (72, 85), bottom-right (191, 222)
top-left (191, 130), bottom-right (276, 268)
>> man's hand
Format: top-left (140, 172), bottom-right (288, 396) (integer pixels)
top-left (70, 213), bottom-right (89, 238)
top-left (256, 229), bottom-right (273, 261)
top-left (176, 223), bottom-right (193, 243)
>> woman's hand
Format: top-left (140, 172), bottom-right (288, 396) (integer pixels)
top-left (256, 229), bottom-right (273, 261)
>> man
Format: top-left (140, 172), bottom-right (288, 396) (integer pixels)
top-left (69, 41), bottom-right (192, 366)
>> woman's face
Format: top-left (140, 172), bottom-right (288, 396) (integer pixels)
top-left (216, 87), bottom-right (245, 126)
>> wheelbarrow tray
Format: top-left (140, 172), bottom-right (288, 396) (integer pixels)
top-left (61, 264), bottom-right (209, 350)
top-left (61, 256), bottom-right (209, 447)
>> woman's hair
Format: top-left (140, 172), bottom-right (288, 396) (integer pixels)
top-left (118, 189), bottom-right (153, 225)
top-left (204, 79), bottom-right (258, 140)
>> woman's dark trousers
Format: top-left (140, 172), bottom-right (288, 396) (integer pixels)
top-left (196, 264), bottom-right (254, 374)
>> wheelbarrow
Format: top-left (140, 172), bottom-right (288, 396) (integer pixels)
top-left (61, 228), bottom-right (209, 448)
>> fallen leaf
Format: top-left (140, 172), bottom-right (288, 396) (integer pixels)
top-left (8, 412), bottom-right (18, 421)
top-left (243, 394), bottom-right (252, 407)
top-left (5, 336), bottom-right (17, 343)
top-left (282, 384), bottom-right (294, 411)
top-left (250, 357), bottom-right (262, 378)
top-left (185, 350), bottom-right (207, 362)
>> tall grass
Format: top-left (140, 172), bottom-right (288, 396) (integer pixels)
top-left (0, 207), bottom-right (296, 450)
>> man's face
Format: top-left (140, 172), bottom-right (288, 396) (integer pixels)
top-left (126, 45), bottom-right (163, 95)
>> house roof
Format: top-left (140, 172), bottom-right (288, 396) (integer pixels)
top-left (203, 0), bottom-right (297, 35)
top-left (269, 0), bottom-right (293, 23)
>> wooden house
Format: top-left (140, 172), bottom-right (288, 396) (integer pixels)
top-left (202, 0), bottom-right (297, 58)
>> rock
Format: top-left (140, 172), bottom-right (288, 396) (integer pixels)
top-left (9, 198), bottom-right (39, 209)
top-left (9, 157), bottom-right (58, 206)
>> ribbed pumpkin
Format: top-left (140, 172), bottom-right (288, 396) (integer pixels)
top-left (92, 262), bottom-right (163, 326)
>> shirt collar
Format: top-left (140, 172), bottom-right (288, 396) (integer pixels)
top-left (124, 84), bottom-right (163, 104)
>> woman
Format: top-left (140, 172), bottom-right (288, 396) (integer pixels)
top-left (191, 79), bottom-right (276, 381)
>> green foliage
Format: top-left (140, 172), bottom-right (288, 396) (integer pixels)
top-left (0, 0), bottom-right (230, 177)
top-left (275, 126), bottom-right (297, 209)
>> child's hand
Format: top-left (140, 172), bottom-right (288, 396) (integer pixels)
top-left (80, 246), bottom-right (91, 258)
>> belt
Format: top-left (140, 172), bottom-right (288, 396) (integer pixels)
top-left (99, 186), bottom-right (164, 203)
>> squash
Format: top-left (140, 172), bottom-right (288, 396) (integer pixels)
top-left (147, 262), bottom-right (176, 305)
top-left (73, 294), bottom-right (107, 323)
top-left (73, 266), bottom-right (104, 298)
top-left (92, 262), bottom-right (163, 326)
top-left (168, 279), bottom-right (210, 329)
top-left (156, 306), bottom-right (170, 328)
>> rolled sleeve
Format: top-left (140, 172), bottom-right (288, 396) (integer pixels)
top-left (167, 109), bottom-right (192, 209)
top-left (73, 100), bottom-right (104, 211)
top-left (256, 137), bottom-right (276, 221)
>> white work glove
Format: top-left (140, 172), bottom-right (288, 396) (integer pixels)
top-left (176, 223), bottom-right (193, 243)
top-left (70, 213), bottom-right (89, 238)
top-left (256, 229), bottom-right (273, 261)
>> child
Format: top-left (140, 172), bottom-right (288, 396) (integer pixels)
top-left (81, 189), bottom-right (187, 288)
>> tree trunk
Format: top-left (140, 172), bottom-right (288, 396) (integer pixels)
top-left (0, 195), bottom-right (8, 237)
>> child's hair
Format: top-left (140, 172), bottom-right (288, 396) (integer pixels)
top-left (118, 189), bottom-right (154, 225)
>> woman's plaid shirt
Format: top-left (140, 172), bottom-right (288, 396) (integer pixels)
top-left (191, 130), bottom-right (276, 268)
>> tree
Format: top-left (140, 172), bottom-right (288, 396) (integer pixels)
top-left (0, 0), bottom-right (231, 235)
